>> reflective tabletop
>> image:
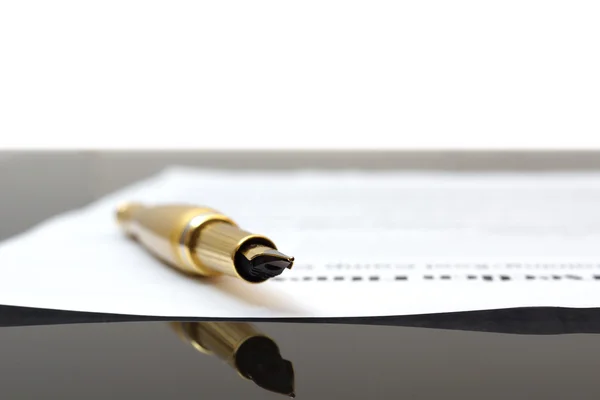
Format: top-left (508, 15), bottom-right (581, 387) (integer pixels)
top-left (2, 318), bottom-right (600, 399)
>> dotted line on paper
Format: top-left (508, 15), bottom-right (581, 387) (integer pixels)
top-left (272, 274), bottom-right (598, 282)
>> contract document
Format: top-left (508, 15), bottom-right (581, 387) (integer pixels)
top-left (1, 167), bottom-right (600, 318)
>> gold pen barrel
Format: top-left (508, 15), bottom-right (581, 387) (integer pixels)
top-left (116, 203), bottom-right (293, 283)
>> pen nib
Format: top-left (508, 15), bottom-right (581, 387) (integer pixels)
top-left (236, 244), bottom-right (294, 282)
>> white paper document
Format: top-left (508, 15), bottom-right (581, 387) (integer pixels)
top-left (3, 167), bottom-right (600, 318)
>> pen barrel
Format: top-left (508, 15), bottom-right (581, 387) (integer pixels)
top-left (116, 203), bottom-right (279, 281)
top-left (116, 203), bottom-right (237, 277)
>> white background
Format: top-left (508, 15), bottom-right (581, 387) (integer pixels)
top-left (1, 1), bottom-right (599, 149)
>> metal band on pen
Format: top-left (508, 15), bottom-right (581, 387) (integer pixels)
top-left (176, 212), bottom-right (236, 276)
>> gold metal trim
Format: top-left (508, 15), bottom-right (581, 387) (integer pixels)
top-left (177, 214), bottom-right (237, 276)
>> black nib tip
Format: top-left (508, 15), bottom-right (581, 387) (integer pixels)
top-left (252, 255), bottom-right (293, 275)
top-left (236, 244), bottom-right (295, 282)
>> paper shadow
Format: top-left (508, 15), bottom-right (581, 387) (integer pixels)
top-left (173, 271), bottom-right (308, 316)
top-left (202, 277), bottom-right (310, 316)
top-left (137, 254), bottom-right (309, 315)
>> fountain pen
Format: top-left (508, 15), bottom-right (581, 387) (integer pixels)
top-left (116, 203), bottom-right (294, 283)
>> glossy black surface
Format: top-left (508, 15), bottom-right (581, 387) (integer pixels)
top-left (1, 316), bottom-right (600, 399)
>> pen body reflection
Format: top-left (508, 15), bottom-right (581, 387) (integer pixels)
top-left (170, 321), bottom-right (295, 398)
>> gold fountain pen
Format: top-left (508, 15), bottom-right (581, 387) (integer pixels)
top-left (171, 322), bottom-right (295, 397)
top-left (116, 203), bottom-right (294, 283)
